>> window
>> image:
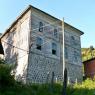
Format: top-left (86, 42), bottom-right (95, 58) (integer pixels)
top-left (71, 36), bottom-right (75, 40)
top-left (39, 22), bottom-right (43, 32)
top-left (65, 47), bottom-right (68, 59)
top-left (74, 51), bottom-right (78, 61)
top-left (54, 29), bottom-right (57, 38)
top-left (52, 43), bottom-right (57, 55)
top-left (71, 36), bottom-right (75, 45)
top-left (36, 37), bottom-right (43, 50)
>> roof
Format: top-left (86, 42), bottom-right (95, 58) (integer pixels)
top-left (1, 5), bottom-right (32, 38)
top-left (64, 22), bottom-right (84, 35)
top-left (1, 5), bottom-right (84, 38)
top-left (83, 57), bottom-right (95, 64)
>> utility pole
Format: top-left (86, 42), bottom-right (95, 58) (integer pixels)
top-left (62, 18), bottom-right (65, 79)
top-left (62, 18), bottom-right (67, 95)
top-left (62, 68), bottom-right (67, 95)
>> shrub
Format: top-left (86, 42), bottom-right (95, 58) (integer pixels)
top-left (0, 58), bottom-right (6, 64)
top-left (0, 63), bottom-right (15, 89)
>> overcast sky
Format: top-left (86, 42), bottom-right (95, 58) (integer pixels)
top-left (0, 0), bottom-right (95, 47)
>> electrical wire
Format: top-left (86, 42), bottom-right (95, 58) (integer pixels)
top-left (31, 13), bottom-right (62, 30)
top-left (1, 14), bottom-right (82, 83)
top-left (0, 10), bottom-right (64, 59)
top-left (31, 21), bottom-right (62, 32)
top-left (2, 40), bottom-right (29, 53)
top-left (2, 34), bottom-right (61, 65)
top-left (1, 19), bottom-right (64, 67)
top-left (1, 19), bottom-right (63, 54)
top-left (5, 53), bottom-right (27, 64)
top-left (1, 29), bottom-right (62, 54)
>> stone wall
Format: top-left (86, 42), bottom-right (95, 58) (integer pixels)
top-left (1, 6), bottom-right (83, 84)
top-left (26, 8), bottom-right (83, 83)
top-left (26, 10), bottom-right (63, 83)
top-left (27, 53), bottom-right (63, 83)
top-left (66, 63), bottom-right (83, 83)
top-left (64, 24), bottom-right (83, 83)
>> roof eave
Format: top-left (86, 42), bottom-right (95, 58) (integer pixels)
top-left (1, 5), bottom-right (84, 39)
top-left (64, 22), bottom-right (84, 35)
top-left (1, 5), bottom-right (32, 39)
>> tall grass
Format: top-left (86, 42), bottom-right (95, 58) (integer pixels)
top-left (1, 59), bottom-right (95, 95)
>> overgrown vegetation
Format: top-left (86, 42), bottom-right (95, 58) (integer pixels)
top-left (0, 59), bottom-right (62, 95)
top-left (72, 78), bottom-right (95, 95)
top-left (0, 59), bottom-right (95, 95)
top-left (82, 48), bottom-right (95, 62)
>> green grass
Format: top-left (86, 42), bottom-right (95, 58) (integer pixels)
top-left (0, 83), bottom-right (62, 95)
top-left (1, 58), bottom-right (95, 95)
top-left (0, 60), bottom-right (62, 95)
top-left (72, 78), bottom-right (95, 95)
top-left (1, 80), bottom-right (95, 95)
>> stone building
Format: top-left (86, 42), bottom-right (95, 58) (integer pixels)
top-left (1, 5), bottom-right (83, 83)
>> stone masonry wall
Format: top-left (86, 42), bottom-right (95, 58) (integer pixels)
top-left (66, 63), bottom-right (83, 83)
top-left (1, 6), bottom-right (83, 84)
top-left (64, 25), bottom-right (83, 83)
top-left (26, 9), bottom-right (63, 83)
top-left (27, 53), bottom-right (63, 83)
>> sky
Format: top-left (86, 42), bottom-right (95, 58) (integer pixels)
top-left (0, 0), bottom-right (95, 48)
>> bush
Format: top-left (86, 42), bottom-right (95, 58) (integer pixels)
top-left (0, 58), bottom-right (6, 64)
top-left (0, 63), bottom-right (15, 89)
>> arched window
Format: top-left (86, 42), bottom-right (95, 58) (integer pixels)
top-left (74, 51), bottom-right (78, 62)
top-left (54, 29), bottom-right (57, 38)
top-left (65, 47), bottom-right (68, 59)
top-left (39, 22), bottom-right (43, 32)
top-left (71, 36), bottom-right (75, 41)
top-left (52, 43), bottom-right (57, 55)
top-left (36, 37), bottom-right (43, 50)
top-left (71, 36), bottom-right (75, 45)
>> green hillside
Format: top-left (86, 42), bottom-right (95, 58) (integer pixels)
top-left (81, 48), bottom-right (95, 62)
